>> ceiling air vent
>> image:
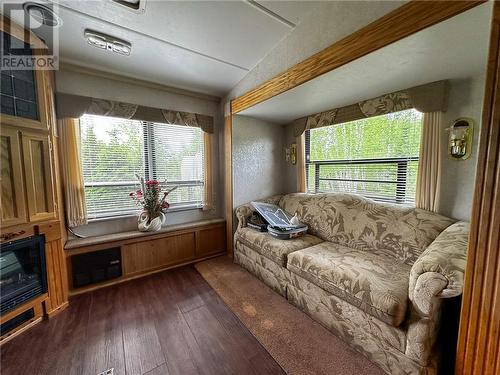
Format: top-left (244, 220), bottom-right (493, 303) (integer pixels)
top-left (23, 2), bottom-right (62, 27)
top-left (84, 30), bottom-right (131, 56)
top-left (111, 0), bottom-right (146, 13)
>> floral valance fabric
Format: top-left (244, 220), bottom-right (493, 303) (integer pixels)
top-left (87, 98), bottom-right (139, 119)
top-left (161, 109), bottom-right (214, 133)
top-left (56, 93), bottom-right (214, 133)
top-left (293, 80), bottom-right (448, 137)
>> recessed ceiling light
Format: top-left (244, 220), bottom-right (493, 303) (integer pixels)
top-left (84, 30), bottom-right (132, 56)
top-left (23, 2), bottom-right (62, 27)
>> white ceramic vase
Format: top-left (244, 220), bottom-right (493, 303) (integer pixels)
top-left (138, 212), bottom-right (165, 232)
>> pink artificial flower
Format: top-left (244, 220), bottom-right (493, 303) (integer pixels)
top-left (146, 180), bottom-right (159, 186)
top-left (136, 190), bottom-right (143, 196)
top-left (161, 201), bottom-right (170, 209)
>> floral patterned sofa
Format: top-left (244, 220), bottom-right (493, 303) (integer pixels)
top-left (234, 193), bottom-right (469, 375)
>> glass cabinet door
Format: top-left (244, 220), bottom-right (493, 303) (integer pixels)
top-left (0, 31), bottom-right (49, 131)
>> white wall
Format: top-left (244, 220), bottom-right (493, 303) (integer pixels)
top-left (232, 115), bottom-right (288, 208)
top-left (439, 74), bottom-right (486, 220)
top-left (56, 67), bottom-right (224, 237)
top-left (56, 66), bottom-right (219, 116)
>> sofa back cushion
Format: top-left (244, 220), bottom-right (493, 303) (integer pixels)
top-left (279, 193), bottom-right (455, 264)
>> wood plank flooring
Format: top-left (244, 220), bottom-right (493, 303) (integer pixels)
top-left (0, 265), bottom-right (285, 375)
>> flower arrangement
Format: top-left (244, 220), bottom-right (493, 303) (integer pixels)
top-left (129, 174), bottom-right (177, 222)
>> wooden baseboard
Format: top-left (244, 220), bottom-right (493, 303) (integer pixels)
top-left (45, 301), bottom-right (69, 318)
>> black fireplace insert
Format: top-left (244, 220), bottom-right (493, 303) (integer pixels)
top-left (0, 235), bottom-right (48, 315)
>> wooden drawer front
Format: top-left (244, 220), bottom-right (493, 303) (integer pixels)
top-left (1, 126), bottom-right (27, 227)
top-left (123, 233), bottom-right (195, 275)
top-left (196, 224), bottom-right (226, 257)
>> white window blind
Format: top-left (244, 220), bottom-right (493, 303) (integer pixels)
top-left (80, 114), bottom-right (204, 219)
top-left (305, 109), bottom-right (422, 205)
top-left (146, 122), bottom-right (204, 209)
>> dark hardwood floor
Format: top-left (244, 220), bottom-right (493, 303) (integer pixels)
top-left (0, 264), bottom-right (285, 375)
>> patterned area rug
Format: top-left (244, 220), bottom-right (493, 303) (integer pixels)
top-left (195, 256), bottom-right (384, 375)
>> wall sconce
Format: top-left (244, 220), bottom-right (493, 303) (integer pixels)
top-left (447, 118), bottom-right (474, 160)
top-left (285, 143), bottom-right (297, 165)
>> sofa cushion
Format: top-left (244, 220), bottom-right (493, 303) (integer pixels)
top-left (235, 227), bottom-right (323, 266)
top-left (279, 193), bottom-right (455, 265)
top-left (287, 242), bottom-right (411, 326)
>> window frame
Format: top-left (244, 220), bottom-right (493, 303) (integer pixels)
top-left (80, 116), bottom-right (205, 220)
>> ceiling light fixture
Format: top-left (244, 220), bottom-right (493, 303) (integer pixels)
top-left (84, 30), bottom-right (132, 56)
top-left (23, 2), bottom-right (62, 27)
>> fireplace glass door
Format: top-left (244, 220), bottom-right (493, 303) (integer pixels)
top-left (0, 235), bottom-right (47, 314)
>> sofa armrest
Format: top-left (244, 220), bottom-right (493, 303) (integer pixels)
top-left (234, 195), bottom-right (283, 229)
top-left (409, 221), bottom-right (469, 315)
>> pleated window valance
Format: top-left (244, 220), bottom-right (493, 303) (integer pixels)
top-left (293, 80), bottom-right (449, 137)
top-left (56, 93), bottom-right (214, 133)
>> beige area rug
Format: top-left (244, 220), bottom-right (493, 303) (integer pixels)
top-left (195, 256), bottom-right (384, 375)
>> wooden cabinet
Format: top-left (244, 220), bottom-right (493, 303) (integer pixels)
top-left (1, 27), bottom-right (56, 231)
top-left (0, 126), bottom-right (27, 227)
top-left (123, 232), bottom-right (196, 276)
top-left (0, 17), bottom-right (68, 344)
top-left (66, 220), bottom-right (227, 295)
top-left (0, 127), bottom-right (56, 228)
top-left (21, 131), bottom-right (56, 222)
top-left (196, 223), bottom-right (226, 257)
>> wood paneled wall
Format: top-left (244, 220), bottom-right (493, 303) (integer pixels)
top-left (456, 3), bottom-right (500, 374)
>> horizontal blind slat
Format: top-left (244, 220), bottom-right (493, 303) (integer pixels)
top-left (80, 114), bottom-right (205, 218)
top-left (306, 109), bottom-right (422, 205)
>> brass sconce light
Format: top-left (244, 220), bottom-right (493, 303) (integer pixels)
top-left (285, 143), bottom-right (297, 165)
top-left (447, 118), bottom-right (474, 160)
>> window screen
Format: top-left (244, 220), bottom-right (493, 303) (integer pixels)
top-left (305, 109), bottom-right (422, 205)
top-left (80, 114), bottom-right (204, 219)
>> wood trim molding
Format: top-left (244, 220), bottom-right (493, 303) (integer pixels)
top-left (224, 115), bottom-right (233, 256)
top-left (456, 3), bottom-right (500, 374)
top-left (230, 0), bottom-right (485, 114)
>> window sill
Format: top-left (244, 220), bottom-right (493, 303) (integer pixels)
top-left (87, 204), bottom-right (204, 223)
top-left (65, 217), bottom-right (225, 250)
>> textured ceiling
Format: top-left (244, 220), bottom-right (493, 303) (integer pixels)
top-left (4, 0), bottom-right (319, 96)
top-left (240, 3), bottom-right (492, 124)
